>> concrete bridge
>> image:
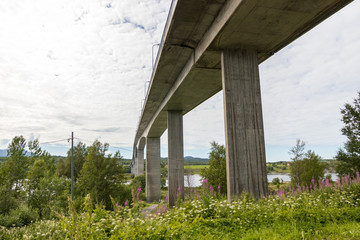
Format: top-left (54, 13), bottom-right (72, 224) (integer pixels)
top-left (130, 0), bottom-right (353, 206)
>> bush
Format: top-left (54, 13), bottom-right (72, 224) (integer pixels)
top-left (201, 142), bottom-right (227, 194)
top-left (130, 174), bottom-right (145, 191)
top-left (0, 186), bottom-right (18, 215)
top-left (0, 204), bottom-right (38, 227)
top-left (290, 150), bottom-right (326, 187)
top-left (3, 174), bottom-right (360, 239)
top-left (272, 177), bottom-right (281, 189)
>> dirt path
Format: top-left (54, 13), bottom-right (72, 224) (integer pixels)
top-left (141, 204), bottom-right (158, 218)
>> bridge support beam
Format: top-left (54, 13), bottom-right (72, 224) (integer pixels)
top-left (221, 49), bottom-right (268, 201)
top-left (168, 110), bottom-right (184, 206)
top-left (136, 148), bottom-right (144, 176)
top-left (146, 137), bottom-right (161, 202)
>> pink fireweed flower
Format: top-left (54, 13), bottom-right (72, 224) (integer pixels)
top-left (325, 178), bottom-right (330, 187)
top-left (194, 189), bottom-right (196, 194)
top-left (124, 201), bottom-right (128, 206)
top-left (356, 172), bottom-right (360, 183)
top-left (277, 190), bottom-right (285, 198)
top-left (137, 188), bottom-right (141, 192)
top-left (202, 179), bottom-right (208, 184)
top-left (210, 186), bottom-right (214, 192)
top-left (177, 187), bottom-right (181, 192)
top-left (218, 185), bottom-right (221, 190)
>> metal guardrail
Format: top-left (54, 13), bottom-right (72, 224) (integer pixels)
top-left (133, 0), bottom-right (178, 162)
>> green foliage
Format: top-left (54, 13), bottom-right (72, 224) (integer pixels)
top-left (266, 165), bottom-right (274, 172)
top-left (289, 139), bottom-right (305, 161)
top-left (290, 150), bottom-right (326, 187)
top-left (0, 136), bottom-right (29, 216)
top-left (26, 176), bottom-right (70, 219)
top-left (272, 177), bottom-right (281, 188)
top-left (289, 140), bottom-right (326, 187)
top-left (201, 141), bottom-right (227, 194)
top-left (266, 162), bottom-right (290, 173)
top-left (336, 92), bottom-right (360, 177)
top-left (56, 142), bottom-right (87, 180)
top-left (24, 142), bottom-right (69, 219)
top-left (0, 136), bottom-right (132, 229)
top-left (0, 136), bottom-right (28, 192)
top-left (0, 203), bottom-right (38, 228)
top-left (130, 174), bottom-right (145, 190)
top-left (3, 177), bottom-right (360, 239)
top-left (77, 140), bottom-right (125, 209)
top-left (160, 161), bottom-right (168, 188)
top-left (0, 185), bottom-right (18, 215)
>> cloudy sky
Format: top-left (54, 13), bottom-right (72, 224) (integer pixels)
top-left (0, 0), bottom-right (359, 162)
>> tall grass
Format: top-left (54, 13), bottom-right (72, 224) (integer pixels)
top-left (1, 173), bottom-right (360, 239)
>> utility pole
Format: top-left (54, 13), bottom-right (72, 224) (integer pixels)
top-left (71, 132), bottom-right (74, 201)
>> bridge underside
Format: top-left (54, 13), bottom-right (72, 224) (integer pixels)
top-left (131, 0), bottom-right (353, 204)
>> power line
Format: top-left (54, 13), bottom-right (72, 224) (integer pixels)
top-left (109, 146), bottom-right (132, 152)
top-left (39, 136), bottom-right (133, 153)
top-left (39, 138), bottom-right (70, 145)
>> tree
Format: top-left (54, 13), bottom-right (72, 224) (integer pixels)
top-left (289, 140), bottom-right (326, 187)
top-left (272, 177), bottom-right (281, 189)
top-left (77, 140), bottom-right (125, 209)
top-left (335, 92), bottom-right (360, 177)
top-left (288, 139), bottom-right (306, 185)
top-left (289, 139), bottom-right (306, 161)
top-left (201, 141), bottom-right (227, 194)
top-left (26, 148), bottom-right (67, 218)
top-left (56, 142), bottom-right (87, 181)
top-left (0, 136), bottom-right (28, 192)
top-left (160, 161), bottom-right (167, 188)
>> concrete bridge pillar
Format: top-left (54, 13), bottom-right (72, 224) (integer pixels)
top-left (167, 110), bottom-right (184, 206)
top-left (132, 156), bottom-right (137, 175)
top-left (136, 148), bottom-right (144, 176)
top-left (146, 137), bottom-right (161, 202)
top-left (221, 49), bottom-right (268, 200)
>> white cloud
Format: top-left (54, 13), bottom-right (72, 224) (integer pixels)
top-left (0, 0), bottom-right (359, 161)
top-left (0, 0), bottom-right (171, 153)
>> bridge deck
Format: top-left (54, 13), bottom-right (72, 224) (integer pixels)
top-left (134, 0), bottom-right (353, 148)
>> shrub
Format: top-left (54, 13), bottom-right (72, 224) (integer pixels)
top-left (0, 204), bottom-right (38, 227)
top-left (130, 174), bottom-right (145, 190)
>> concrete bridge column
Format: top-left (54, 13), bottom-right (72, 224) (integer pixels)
top-left (146, 137), bottom-right (161, 202)
top-left (221, 49), bottom-right (268, 201)
top-left (132, 157), bottom-right (137, 175)
top-left (137, 148), bottom-right (144, 176)
top-left (168, 110), bottom-right (184, 206)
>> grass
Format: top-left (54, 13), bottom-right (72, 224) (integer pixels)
top-left (184, 164), bottom-right (208, 169)
top-left (184, 164), bottom-right (208, 174)
top-left (2, 174), bottom-right (360, 239)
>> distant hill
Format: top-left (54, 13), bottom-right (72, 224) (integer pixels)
top-left (184, 156), bottom-right (208, 163)
top-left (158, 156), bottom-right (208, 164)
top-left (0, 149), bottom-right (7, 157)
top-left (0, 149), bottom-right (31, 157)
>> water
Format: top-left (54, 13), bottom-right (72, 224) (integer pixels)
top-left (135, 173), bottom-right (340, 187)
top-left (179, 173), bottom-right (340, 187)
top-left (267, 173), bottom-right (339, 183)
